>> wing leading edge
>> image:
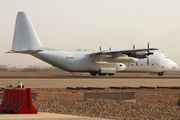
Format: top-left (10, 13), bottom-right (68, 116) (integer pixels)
top-left (90, 48), bottom-right (158, 63)
top-left (90, 48), bottom-right (158, 56)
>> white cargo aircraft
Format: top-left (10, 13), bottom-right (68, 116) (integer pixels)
top-left (8, 12), bottom-right (177, 76)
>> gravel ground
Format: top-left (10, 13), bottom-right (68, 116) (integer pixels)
top-left (1, 88), bottom-right (180, 119)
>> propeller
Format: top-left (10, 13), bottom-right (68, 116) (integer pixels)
top-left (146, 42), bottom-right (153, 65)
top-left (146, 42), bottom-right (153, 56)
top-left (130, 42), bottom-right (155, 63)
top-left (147, 56), bottom-right (149, 65)
top-left (133, 44), bottom-right (135, 49)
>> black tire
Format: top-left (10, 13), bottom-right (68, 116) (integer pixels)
top-left (90, 72), bottom-right (97, 76)
top-left (108, 73), bottom-right (114, 76)
top-left (98, 73), bottom-right (107, 76)
top-left (158, 72), bottom-right (163, 76)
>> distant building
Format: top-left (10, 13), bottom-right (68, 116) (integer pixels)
top-left (0, 65), bottom-right (7, 72)
top-left (6, 65), bottom-right (24, 72)
top-left (22, 68), bottom-right (37, 72)
top-left (7, 65), bottom-right (15, 68)
top-left (0, 65), bottom-right (7, 68)
top-left (0, 64), bottom-right (67, 73)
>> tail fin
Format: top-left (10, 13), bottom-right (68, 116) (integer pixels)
top-left (11, 11), bottom-right (43, 51)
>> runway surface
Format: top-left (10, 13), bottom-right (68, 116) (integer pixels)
top-left (0, 78), bottom-right (180, 88)
top-left (0, 112), bottom-right (106, 120)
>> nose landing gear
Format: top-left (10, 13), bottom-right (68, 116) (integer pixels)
top-left (158, 72), bottom-right (164, 76)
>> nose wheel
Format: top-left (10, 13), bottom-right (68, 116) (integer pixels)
top-left (158, 72), bottom-right (164, 76)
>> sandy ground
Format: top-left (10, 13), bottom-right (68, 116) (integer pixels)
top-left (28, 88), bottom-right (180, 119)
top-left (31, 87), bottom-right (180, 100)
top-left (0, 87), bottom-right (179, 119)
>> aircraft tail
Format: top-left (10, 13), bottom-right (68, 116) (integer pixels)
top-left (11, 11), bottom-right (43, 52)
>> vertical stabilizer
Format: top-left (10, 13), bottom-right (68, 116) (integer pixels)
top-left (12, 11), bottom-right (43, 51)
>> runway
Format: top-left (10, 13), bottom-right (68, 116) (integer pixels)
top-left (0, 78), bottom-right (180, 88)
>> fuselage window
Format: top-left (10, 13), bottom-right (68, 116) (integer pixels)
top-left (70, 57), bottom-right (74, 59)
top-left (164, 54), bottom-right (170, 59)
top-left (66, 57), bottom-right (69, 59)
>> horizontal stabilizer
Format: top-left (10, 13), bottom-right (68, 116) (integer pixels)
top-left (6, 50), bottom-right (43, 54)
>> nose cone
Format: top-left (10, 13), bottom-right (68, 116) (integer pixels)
top-left (171, 62), bottom-right (177, 70)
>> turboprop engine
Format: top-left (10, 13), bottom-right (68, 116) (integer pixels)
top-left (129, 51), bottom-right (152, 59)
top-left (129, 43), bottom-right (154, 61)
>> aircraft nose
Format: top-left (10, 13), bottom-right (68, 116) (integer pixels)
top-left (171, 62), bottom-right (177, 70)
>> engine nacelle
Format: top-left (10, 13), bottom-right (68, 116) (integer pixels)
top-left (130, 52), bottom-right (147, 59)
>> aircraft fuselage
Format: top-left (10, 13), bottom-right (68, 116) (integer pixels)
top-left (32, 51), bottom-right (176, 74)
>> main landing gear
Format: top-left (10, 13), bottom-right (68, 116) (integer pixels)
top-left (108, 73), bottom-right (114, 76)
top-left (90, 72), bottom-right (114, 76)
top-left (90, 72), bottom-right (97, 76)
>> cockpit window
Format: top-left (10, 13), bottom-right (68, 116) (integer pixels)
top-left (164, 54), bottom-right (170, 59)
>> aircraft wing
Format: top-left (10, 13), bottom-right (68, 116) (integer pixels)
top-left (6, 50), bottom-right (43, 54)
top-left (90, 48), bottom-right (158, 63)
top-left (91, 48), bottom-right (157, 56)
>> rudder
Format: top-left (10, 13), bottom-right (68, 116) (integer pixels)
top-left (12, 11), bottom-right (43, 51)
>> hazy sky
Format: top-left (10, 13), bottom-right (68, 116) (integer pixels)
top-left (0, 0), bottom-right (180, 68)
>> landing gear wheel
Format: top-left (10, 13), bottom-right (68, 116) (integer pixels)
top-left (98, 73), bottom-right (107, 76)
top-left (90, 72), bottom-right (97, 76)
top-left (158, 72), bottom-right (164, 76)
top-left (108, 73), bottom-right (114, 76)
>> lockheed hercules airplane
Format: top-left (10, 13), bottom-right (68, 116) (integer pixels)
top-left (8, 12), bottom-right (177, 76)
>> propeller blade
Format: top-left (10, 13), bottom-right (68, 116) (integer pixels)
top-left (147, 42), bottom-right (149, 52)
top-left (100, 46), bottom-right (101, 51)
top-left (146, 42), bottom-right (154, 55)
top-left (147, 56), bottom-right (149, 65)
top-left (109, 47), bottom-right (111, 50)
top-left (133, 44), bottom-right (135, 49)
top-left (147, 43), bottom-right (150, 64)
